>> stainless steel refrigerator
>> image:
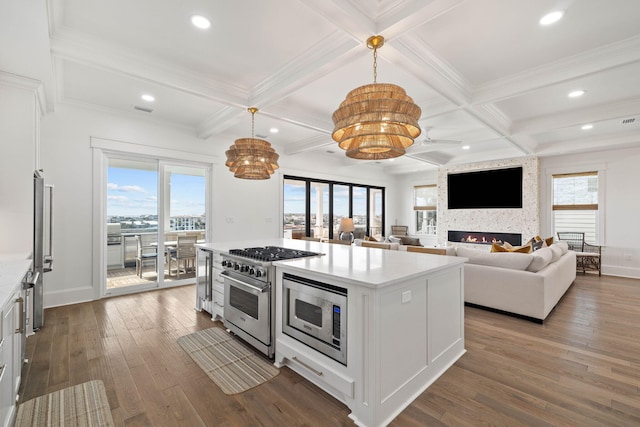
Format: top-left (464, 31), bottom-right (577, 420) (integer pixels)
top-left (32, 169), bottom-right (54, 330)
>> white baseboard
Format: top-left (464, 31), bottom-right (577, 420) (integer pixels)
top-left (602, 265), bottom-right (640, 280)
top-left (44, 285), bottom-right (95, 308)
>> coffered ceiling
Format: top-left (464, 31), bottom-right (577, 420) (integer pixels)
top-left (37, 1), bottom-right (640, 172)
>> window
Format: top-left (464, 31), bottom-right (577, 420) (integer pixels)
top-left (414, 185), bottom-right (437, 235)
top-left (552, 172), bottom-right (599, 243)
top-left (283, 175), bottom-right (385, 240)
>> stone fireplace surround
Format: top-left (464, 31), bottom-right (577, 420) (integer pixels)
top-left (437, 157), bottom-right (539, 248)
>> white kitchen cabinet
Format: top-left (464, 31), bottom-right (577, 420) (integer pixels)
top-left (1, 286), bottom-right (24, 427)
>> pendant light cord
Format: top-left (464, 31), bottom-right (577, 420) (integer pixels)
top-left (373, 47), bottom-right (378, 84)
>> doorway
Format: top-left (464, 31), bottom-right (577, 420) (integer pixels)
top-left (104, 156), bottom-right (208, 294)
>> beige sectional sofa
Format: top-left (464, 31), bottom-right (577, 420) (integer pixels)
top-left (353, 238), bottom-right (576, 322)
top-left (456, 241), bottom-right (576, 323)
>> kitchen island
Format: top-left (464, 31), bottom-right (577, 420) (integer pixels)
top-left (196, 239), bottom-right (466, 427)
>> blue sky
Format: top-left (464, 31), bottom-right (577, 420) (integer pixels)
top-left (107, 167), bottom-right (205, 217)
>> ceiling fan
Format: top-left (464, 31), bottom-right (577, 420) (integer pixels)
top-left (419, 127), bottom-right (461, 146)
top-left (404, 127), bottom-right (461, 157)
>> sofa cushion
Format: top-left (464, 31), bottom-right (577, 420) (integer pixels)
top-left (457, 246), bottom-right (533, 270)
top-left (554, 240), bottom-right (569, 255)
top-left (492, 242), bottom-right (532, 253)
top-left (526, 247), bottom-right (553, 272)
top-left (549, 244), bottom-right (563, 262)
top-left (390, 235), bottom-right (423, 246)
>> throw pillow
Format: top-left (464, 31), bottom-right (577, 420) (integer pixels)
top-left (491, 242), bottom-right (532, 253)
top-left (388, 236), bottom-right (402, 245)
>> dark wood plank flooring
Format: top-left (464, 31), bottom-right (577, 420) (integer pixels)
top-left (19, 274), bottom-right (640, 426)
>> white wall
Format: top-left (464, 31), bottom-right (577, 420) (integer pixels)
top-left (540, 147), bottom-right (640, 278)
top-left (40, 104), bottom-right (397, 306)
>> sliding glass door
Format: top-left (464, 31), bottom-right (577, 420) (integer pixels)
top-left (284, 175), bottom-right (385, 240)
top-left (105, 156), bottom-right (208, 293)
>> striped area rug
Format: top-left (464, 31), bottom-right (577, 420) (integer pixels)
top-left (15, 380), bottom-right (114, 426)
top-left (177, 327), bottom-right (279, 395)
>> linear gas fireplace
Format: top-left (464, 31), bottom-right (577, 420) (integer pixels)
top-left (448, 230), bottom-right (522, 246)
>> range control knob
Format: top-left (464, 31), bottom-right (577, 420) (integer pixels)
top-left (221, 260), bottom-right (228, 267)
top-left (255, 268), bottom-right (263, 278)
top-left (234, 263), bottom-right (240, 270)
top-left (249, 268), bottom-right (255, 275)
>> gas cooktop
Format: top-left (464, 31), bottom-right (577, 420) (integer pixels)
top-left (228, 246), bottom-right (321, 262)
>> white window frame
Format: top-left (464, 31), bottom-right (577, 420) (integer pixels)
top-left (414, 184), bottom-right (437, 235)
top-left (546, 164), bottom-right (605, 245)
top-left (91, 137), bottom-right (215, 299)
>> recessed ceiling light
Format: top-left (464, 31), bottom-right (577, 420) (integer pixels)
top-left (581, 124), bottom-right (594, 130)
top-left (141, 94), bottom-right (155, 102)
top-left (191, 15), bottom-right (211, 29)
top-left (462, 145), bottom-right (470, 150)
top-left (270, 128), bottom-right (279, 134)
top-left (568, 90), bottom-right (586, 98)
top-left (539, 10), bottom-right (564, 26)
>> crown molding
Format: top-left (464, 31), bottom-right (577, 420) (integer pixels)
top-left (0, 71), bottom-right (48, 116)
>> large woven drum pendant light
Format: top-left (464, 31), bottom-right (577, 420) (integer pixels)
top-left (331, 35), bottom-right (422, 160)
top-left (225, 107), bottom-right (279, 180)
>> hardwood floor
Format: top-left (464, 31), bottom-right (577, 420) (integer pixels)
top-left (19, 274), bottom-right (640, 426)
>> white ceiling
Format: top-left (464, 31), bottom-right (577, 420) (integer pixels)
top-left (39, 0), bottom-right (640, 173)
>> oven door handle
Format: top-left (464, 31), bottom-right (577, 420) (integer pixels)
top-left (221, 271), bottom-right (269, 293)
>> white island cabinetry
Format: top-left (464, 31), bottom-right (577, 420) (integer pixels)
top-left (0, 259), bottom-right (31, 427)
top-left (274, 244), bottom-right (466, 427)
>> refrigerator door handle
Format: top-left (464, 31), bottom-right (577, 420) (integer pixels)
top-left (45, 184), bottom-right (54, 272)
top-left (23, 270), bottom-right (40, 288)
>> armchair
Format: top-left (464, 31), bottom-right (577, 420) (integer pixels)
top-left (556, 232), bottom-right (602, 276)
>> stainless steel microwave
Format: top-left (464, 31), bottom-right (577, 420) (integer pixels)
top-left (282, 273), bottom-right (347, 365)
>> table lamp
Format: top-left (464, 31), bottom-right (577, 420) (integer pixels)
top-left (339, 218), bottom-right (355, 242)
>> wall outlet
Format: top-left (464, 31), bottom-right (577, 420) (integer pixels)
top-left (226, 217), bottom-right (234, 223)
top-left (401, 290), bottom-right (412, 304)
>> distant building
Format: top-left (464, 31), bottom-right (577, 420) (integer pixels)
top-left (171, 215), bottom-right (205, 230)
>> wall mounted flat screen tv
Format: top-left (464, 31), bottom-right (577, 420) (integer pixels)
top-left (447, 167), bottom-right (523, 209)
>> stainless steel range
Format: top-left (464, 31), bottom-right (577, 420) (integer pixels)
top-left (221, 246), bottom-right (321, 358)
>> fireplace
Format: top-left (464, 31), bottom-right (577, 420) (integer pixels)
top-left (448, 230), bottom-right (522, 246)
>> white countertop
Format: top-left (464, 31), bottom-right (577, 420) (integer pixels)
top-left (197, 238), bottom-right (466, 289)
top-left (0, 255), bottom-right (31, 306)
